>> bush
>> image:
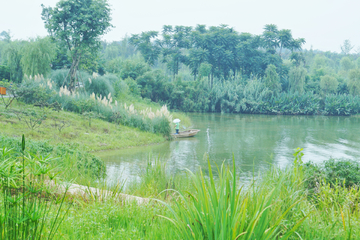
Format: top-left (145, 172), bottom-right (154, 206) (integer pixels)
top-left (0, 65), bottom-right (10, 81)
top-left (17, 76), bottom-right (56, 104)
top-left (84, 74), bottom-right (115, 97)
top-left (304, 159), bottom-right (360, 191)
top-left (152, 116), bottom-right (171, 138)
top-left (113, 78), bottom-right (129, 97)
top-left (124, 77), bottom-right (141, 96)
top-left (51, 69), bottom-right (71, 89)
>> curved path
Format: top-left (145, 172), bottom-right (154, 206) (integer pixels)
top-left (47, 180), bottom-right (149, 205)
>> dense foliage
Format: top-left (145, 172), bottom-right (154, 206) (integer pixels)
top-left (304, 159), bottom-right (360, 190)
top-left (1, 22), bottom-right (360, 117)
top-left (1, 20), bottom-right (360, 141)
top-left (0, 134), bottom-right (105, 179)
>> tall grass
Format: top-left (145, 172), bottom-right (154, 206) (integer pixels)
top-left (3, 135), bottom-right (360, 239)
top-left (16, 72), bottom-right (173, 137)
top-left (157, 158), bottom-right (306, 240)
top-left (127, 157), bottom-right (191, 199)
top-left (0, 135), bottom-right (70, 239)
top-left (0, 135), bottom-right (106, 182)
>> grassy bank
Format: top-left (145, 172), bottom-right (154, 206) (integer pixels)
top-left (2, 139), bottom-right (360, 239)
top-left (55, 155), bottom-right (360, 239)
top-left (0, 101), bottom-right (167, 152)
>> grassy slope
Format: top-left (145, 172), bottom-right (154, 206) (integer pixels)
top-left (0, 102), bottom-right (165, 152)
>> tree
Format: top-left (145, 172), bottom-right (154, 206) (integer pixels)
top-left (356, 57), bottom-right (360, 69)
top-left (289, 52), bottom-right (305, 67)
top-left (348, 69), bottom-right (360, 95)
top-left (288, 66), bottom-right (307, 93)
top-left (0, 30), bottom-right (11, 42)
top-left (119, 58), bottom-right (150, 80)
top-left (198, 62), bottom-right (212, 80)
top-left (21, 37), bottom-right (56, 77)
top-left (237, 33), bottom-right (264, 77)
top-left (264, 64), bottom-right (281, 94)
top-left (262, 24), bottom-right (279, 52)
top-left (341, 39), bottom-right (354, 55)
top-left (187, 48), bottom-right (208, 80)
top-left (312, 54), bottom-right (328, 69)
top-left (159, 25), bottom-right (192, 79)
top-left (320, 75), bottom-right (338, 94)
top-left (340, 56), bottom-right (354, 73)
top-left (278, 29), bottom-right (292, 56)
top-left (3, 41), bottom-right (23, 83)
top-left (41, 0), bottom-right (112, 91)
top-left (129, 31), bottom-right (161, 66)
top-left (262, 25), bottom-right (305, 55)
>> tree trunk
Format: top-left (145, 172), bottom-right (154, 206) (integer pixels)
top-left (68, 56), bottom-right (80, 91)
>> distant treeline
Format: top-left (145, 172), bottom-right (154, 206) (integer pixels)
top-left (1, 24), bottom-right (360, 116)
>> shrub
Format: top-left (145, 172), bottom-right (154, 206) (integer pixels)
top-left (304, 159), bottom-right (360, 191)
top-left (124, 77), bottom-right (141, 96)
top-left (152, 116), bottom-right (171, 138)
top-left (17, 75), bottom-right (56, 104)
top-left (0, 65), bottom-right (10, 80)
top-left (113, 78), bottom-right (129, 97)
top-left (84, 74), bottom-right (116, 97)
top-left (51, 69), bottom-right (70, 88)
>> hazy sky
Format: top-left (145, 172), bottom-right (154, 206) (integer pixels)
top-left (1, 0), bottom-right (359, 53)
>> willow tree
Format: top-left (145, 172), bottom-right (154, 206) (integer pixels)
top-left (3, 41), bottom-right (23, 83)
top-left (41, 0), bottom-right (112, 90)
top-left (21, 37), bottom-right (56, 77)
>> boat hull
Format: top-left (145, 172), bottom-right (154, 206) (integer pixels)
top-left (172, 129), bottom-right (200, 138)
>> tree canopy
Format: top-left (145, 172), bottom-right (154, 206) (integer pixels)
top-left (130, 24), bottom-right (305, 86)
top-left (41, 0), bottom-right (112, 90)
top-left (21, 37), bottom-right (56, 77)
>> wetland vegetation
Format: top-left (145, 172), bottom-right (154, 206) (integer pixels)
top-left (1, 0), bottom-right (360, 238)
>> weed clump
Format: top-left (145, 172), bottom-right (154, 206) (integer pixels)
top-left (304, 159), bottom-right (360, 190)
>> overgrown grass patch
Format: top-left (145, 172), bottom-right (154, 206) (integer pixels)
top-left (2, 134), bottom-right (360, 239)
top-left (0, 102), bottom-right (165, 152)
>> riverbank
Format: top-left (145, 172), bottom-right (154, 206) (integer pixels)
top-left (2, 141), bottom-right (360, 239)
top-left (0, 102), bottom-right (167, 152)
top-left (0, 99), bottom-right (194, 152)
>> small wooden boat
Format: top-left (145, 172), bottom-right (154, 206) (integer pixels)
top-left (172, 129), bottom-right (200, 138)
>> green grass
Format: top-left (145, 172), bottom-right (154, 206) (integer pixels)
top-left (0, 101), bottom-right (165, 152)
top-left (54, 201), bottom-right (177, 239)
top-left (46, 153), bottom-right (360, 239)
top-left (2, 135), bottom-right (360, 239)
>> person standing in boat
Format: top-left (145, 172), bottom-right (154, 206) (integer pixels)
top-left (175, 121), bottom-right (180, 134)
top-left (173, 119), bottom-right (181, 134)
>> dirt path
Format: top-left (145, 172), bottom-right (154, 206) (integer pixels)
top-left (47, 181), bottom-right (149, 204)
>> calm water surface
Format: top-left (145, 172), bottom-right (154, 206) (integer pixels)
top-left (97, 113), bottom-right (360, 184)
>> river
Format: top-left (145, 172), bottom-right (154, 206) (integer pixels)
top-left (96, 113), bottom-right (360, 185)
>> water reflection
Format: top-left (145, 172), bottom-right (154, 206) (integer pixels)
top-left (97, 113), bottom-right (360, 185)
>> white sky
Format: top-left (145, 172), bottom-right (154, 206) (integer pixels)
top-left (1, 0), bottom-right (359, 53)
